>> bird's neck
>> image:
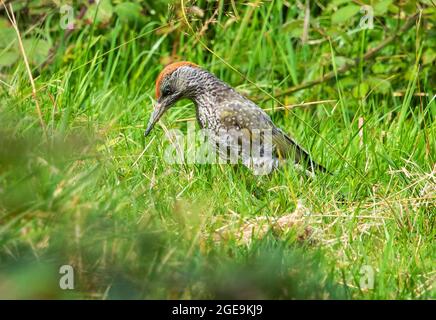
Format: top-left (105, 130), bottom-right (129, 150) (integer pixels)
top-left (178, 68), bottom-right (237, 127)
top-left (191, 76), bottom-right (234, 107)
top-left (175, 67), bottom-right (234, 107)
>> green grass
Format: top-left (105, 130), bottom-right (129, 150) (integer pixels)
top-left (0, 1), bottom-right (435, 299)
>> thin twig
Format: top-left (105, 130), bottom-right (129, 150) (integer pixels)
top-left (263, 99), bottom-right (336, 112)
top-left (196, 6), bottom-right (219, 39)
top-left (302, 0), bottom-right (310, 44)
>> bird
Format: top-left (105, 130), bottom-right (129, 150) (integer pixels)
top-left (144, 61), bottom-right (328, 175)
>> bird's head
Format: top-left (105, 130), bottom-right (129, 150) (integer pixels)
top-left (144, 61), bottom-right (200, 137)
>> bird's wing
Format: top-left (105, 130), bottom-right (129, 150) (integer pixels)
top-left (218, 100), bottom-right (328, 173)
top-left (218, 100), bottom-right (270, 148)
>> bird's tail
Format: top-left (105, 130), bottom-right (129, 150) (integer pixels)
top-left (280, 130), bottom-right (331, 174)
top-left (298, 147), bottom-right (330, 174)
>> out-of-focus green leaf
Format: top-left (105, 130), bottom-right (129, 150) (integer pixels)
top-left (0, 17), bottom-right (10, 28)
top-left (332, 0), bottom-right (351, 6)
top-left (371, 61), bottom-right (390, 74)
top-left (114, 2), bottom-right (144, 24)
top-left (11, 1), bottom-right (27, 11)
top-left (22, 38), bottom-right (51, 66)
top-left (328, 0), bottom-right (350, 10)
top-left (331, 5), bottom-right (360, 24)
top-left (325, 26), bottom-right (342, 37)
top-left (334, 56), bottom-right (353, 68)
top-left (422, 49), bottom-right (436, 65)
top-left (374, 0), bottom-right (393, 16)
top-left (368, 77), bottom-right (391, 94)
top-left (352, 82), bottom-right (370, 98)
top-left (0, 19), bottom-right (16, 48)
top-left (402, 0), bottom-right (417, 14)
top-left (0, 51), bottom-right (19, 67)
top-left (85, 0), bottom-right (113, 25)
top-left (283, 20), bottom-right (304, 39)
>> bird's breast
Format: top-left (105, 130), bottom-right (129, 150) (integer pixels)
top-left (195, 105), bottom-right (219, 131)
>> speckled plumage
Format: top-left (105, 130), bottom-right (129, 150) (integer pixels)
top-left (145, 62), bottom-right (327, 174)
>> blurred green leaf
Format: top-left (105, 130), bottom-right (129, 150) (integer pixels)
top-left (331, 5), bottom-right (360, 24)
top-left (368, 77), bottom-right (391, 94)
top-left (332, 0), bottom-right (351, 6)
top-left (374, 0), bottom-right (393, 16)
top-left (0, 50), bottom-right (18, 67)
top-left (402, 0), bottom-right (418, 14)
top-left (11, 1), bottom-right (27, 11)
top-left (422, 48), bottom-right (436, 65)
top-left (22, 38), bottom-right (51, 66)
top-left (0, 17), bottom-right (10, 29)
top-left (283, 20), bottom-right (304, 39)
top-left (114, 2), bottom-right (144, 24)
top-left (334, 56), bottom-right (353, 68)
top-left (0, 18), bottom-right (19, 67)
top-left (85, 0), bottom-right (113, 25)
top-left (352, 82), bottom-right (369, 98)
top-left (0, 19), bottom-right (15, 48)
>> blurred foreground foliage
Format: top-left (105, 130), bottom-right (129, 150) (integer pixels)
top-left (0, 122), bottom-right (343, 299)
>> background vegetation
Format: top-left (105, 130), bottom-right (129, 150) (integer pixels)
top-left (0, 0), bottom-right (434, 299)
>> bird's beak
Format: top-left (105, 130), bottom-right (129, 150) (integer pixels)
top-left (144, 102), bottom-right (165, 137)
